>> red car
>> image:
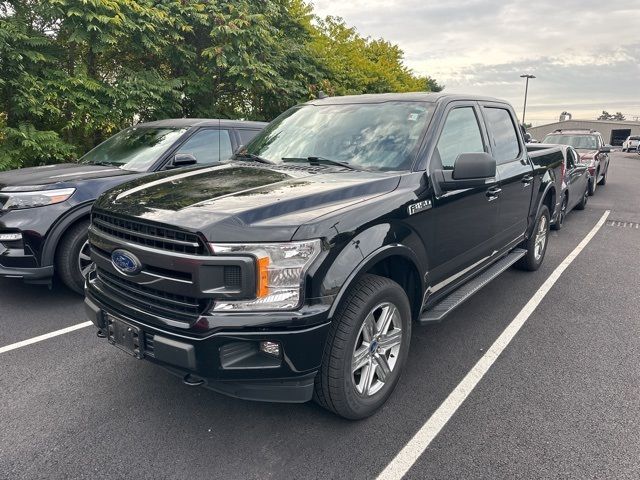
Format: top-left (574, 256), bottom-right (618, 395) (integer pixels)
top-left (542, 129), bottom-right (611, 195)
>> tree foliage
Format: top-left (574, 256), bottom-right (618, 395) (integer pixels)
top-left (598, 111), bottom-right (626, 121)
top-left (0, 0), bottom-right (440, 170)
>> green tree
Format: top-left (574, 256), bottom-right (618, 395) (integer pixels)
top-left (0, 1), bottom-right (441, 171)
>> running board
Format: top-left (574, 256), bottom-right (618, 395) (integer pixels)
top-left (419, 248), bottom-right (527, 324)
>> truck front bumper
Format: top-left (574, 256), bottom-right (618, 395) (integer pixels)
top-left (85, 290), bottom-right (332, 403)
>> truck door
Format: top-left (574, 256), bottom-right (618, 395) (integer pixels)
top-left (481, 104), bottom-right (532, 248)
top-left (427, 103), bottom-right (500, 288)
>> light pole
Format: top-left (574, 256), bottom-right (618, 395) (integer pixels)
top-left (520, 74), bottom-right (535, 126)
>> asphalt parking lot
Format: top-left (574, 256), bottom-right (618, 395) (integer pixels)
top-left (1, 151), bottom-right (639, 480)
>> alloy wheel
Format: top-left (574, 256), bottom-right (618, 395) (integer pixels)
top-left (534, 214), bottom-right (548, 262)
top-left (77, 240), bottom-right (93, 278)
top-left (351, 302), bottom-right (403, 397)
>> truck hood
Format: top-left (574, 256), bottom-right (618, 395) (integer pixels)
top-left (94, 163), bottom-right (402, 242)
top-left (0, 163), bottom-right (136, 191)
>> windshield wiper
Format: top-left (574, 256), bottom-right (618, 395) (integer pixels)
top-left (282, 157), bottom-right (362, 171)
top-left (233, 153), bottom-right (275, 165)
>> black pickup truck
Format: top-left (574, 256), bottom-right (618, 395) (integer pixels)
top-left (85, 93), bottom-right (561, 419)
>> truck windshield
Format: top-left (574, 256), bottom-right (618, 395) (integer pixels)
top-left (542, 134), bottom-right (598, 150)
top-left (243, 102), bottom-right (432, 171)
top-left (81, 127), bottom-right (188, 172)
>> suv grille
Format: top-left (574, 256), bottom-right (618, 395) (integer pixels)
top-left (96, 268), bottom-right (209, 323)
top-left (92, 211), bottom-right (206, 255)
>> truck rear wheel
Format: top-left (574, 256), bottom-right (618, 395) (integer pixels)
top-left (314, 274), bottom-right (411, 420)
top-left (56, 220), bottom-right (91, 295)
top-left (515, 205), bottom-right (550, 272)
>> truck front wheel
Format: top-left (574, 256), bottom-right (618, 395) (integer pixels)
top-left (314, 274), bottom-right (412, 419)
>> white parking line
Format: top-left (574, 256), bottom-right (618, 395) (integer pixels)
top-left (377, 210), bottom-right (611, 480)
top-left (0, 321), bottom-right (93, 355)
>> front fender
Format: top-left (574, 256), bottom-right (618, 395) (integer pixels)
top-left (315, 222), bottom-right (428, 319)
top-left (41, 202), bottom-right (93, 266)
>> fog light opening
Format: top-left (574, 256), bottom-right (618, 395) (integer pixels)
top-left (0, 233), bottom-right (22, 242)
top-left (260, 341), bottom-right (281, 357)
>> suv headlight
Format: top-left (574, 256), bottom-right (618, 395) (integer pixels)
top-left (210, 240), bottom-right (322, 311)
top-left (0, 188), bottom-right (76, 211)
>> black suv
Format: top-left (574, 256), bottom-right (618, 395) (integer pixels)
top-left (0, 119), bottom-right (265, 293)
top-left (85, 93), bottom-right (561, 419)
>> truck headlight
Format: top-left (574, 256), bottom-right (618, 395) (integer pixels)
top-left (0, 188), bottom-right (76, 211)
top-left (210, 240), bottom-right (322, 311)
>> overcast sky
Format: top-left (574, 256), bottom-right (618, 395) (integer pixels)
top-left (314, 0), bottom-right (640, 126)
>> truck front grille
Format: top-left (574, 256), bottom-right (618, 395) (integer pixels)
top-left (96, 268), bottom-right (210, 323)
top-left (92, 211), bottom-right (207, 255)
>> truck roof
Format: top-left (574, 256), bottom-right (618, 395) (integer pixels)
top-left (136, 118), bottom-right (268, 129)
top-left (305, 92), bottom-right (509, 106)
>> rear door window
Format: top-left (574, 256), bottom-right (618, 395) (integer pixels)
top-left (435, 107), bottom-right (485, 169)
top-left (175, 129), bottom-right (233, 164)
top-left (484, 107), bottom-right (520, 164)
top-left (237, 129), bottom-right (262, 146)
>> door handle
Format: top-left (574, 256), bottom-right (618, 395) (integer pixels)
top-left (486, 186), bottom-right (501, 201)
top-left (522, 174), bottom-right (533, 186)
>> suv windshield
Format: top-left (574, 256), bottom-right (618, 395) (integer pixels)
top-left (542, 134), bottom-right (598, 150)
top-left (243, 101), bottom-right (432, 171)
top-left (81, 127), bottom-right (188, 172)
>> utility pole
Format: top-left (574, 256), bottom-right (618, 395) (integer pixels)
top-left (520, 74), bottom-right (536, 126)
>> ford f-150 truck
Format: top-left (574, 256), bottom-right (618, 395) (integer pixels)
top-left (85, 93), bottom-right (562, 419)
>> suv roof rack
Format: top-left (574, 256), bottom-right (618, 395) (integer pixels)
top-left (552, 128), bottom-right (597, 134)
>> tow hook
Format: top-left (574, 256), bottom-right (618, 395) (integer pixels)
top-left (183, 374), bottom-right (205, 387)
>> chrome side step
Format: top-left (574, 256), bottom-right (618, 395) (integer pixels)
top-left (419, 248), bottom-right (527, 325)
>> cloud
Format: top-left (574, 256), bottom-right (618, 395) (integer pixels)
top-left (313, 0), bottom-right (640, 124)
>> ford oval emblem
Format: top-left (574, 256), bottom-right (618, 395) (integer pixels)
top-left (111, 249), bottom-right (142, 275)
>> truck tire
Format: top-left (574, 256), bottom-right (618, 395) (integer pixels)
top-left (55, 220), bottom-right (92, 295)
top-left (314, 274), bottom-right (412, 420)
top-left (515, 205), bottom-right (550, 272)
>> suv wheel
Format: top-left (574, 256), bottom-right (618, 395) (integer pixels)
top-left (314, 274), bottom-right (411, 419)
top-left (516, 205), bottom-right (550, 271)
top-left (598, 169), bottom-right (607, 186)
top-left (551, 195), bottom-right (567, 231)
top-left (56, 220), bottom-right (92, 295)
top-left (588, 173), bottom-right (598, 195)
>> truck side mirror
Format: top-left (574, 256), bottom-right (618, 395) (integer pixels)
top-left (432, 152), bottom-right (497, 194)
top-left (453, 152), bottom-right (497, 180)
top-left (167, 153), bottom-right (197, 169)
top-left (599, 146), bottom-right (612, 153)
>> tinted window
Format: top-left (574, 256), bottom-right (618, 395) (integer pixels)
top-left (176, 129), bottom-right (233, 164)
top-left (436, 107), bottom-right (484, 169)
top-left (238, 129), bottom-right (262, 146)
top-left (484, 108), bottom-right (520, 163)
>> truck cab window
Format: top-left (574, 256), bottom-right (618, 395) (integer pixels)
top-left (484, 107), bottom-right (520, 164)
top-left (436, 107), bottom-right (484, 169)
top-left (176, 129), bottom-right (233, 164)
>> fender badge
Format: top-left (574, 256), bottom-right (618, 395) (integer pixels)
top-left (407, 200), bottom-right (432, 216)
